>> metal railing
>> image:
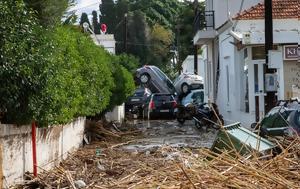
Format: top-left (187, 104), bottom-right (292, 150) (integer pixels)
top-left (194, 10), bottom-right (215, 33)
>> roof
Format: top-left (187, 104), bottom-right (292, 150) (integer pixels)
top-left (234, 0), bottom-right (299, 20)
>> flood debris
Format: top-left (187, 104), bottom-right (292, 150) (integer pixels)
top-left (13, 120), bottom-right (300, 189)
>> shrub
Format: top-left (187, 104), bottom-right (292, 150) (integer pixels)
top-left (0, 0), bottom-right (50, 124)
top-left (34, 27), bottom-right (114, 126)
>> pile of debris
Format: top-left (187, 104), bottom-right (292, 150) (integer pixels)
top-left (14, 124), bottom-right (300, 189)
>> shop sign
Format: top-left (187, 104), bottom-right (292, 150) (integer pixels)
top-left (284, 45), bottom-right (299, 60)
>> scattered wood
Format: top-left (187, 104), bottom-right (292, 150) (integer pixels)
top-left (12, 122), bottom-right (300, 189)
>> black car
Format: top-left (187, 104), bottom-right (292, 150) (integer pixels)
top-left (125, 87), bottom-right (152, 116)
top-left (252, 100), bottom-right (300, 137)
top-left (143, 93), bottom-right (177, 119)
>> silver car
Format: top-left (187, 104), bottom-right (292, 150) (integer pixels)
top-left (173, 72), bottom-right (204, 94)
top-left (136, 65), bottom-right (175, 94)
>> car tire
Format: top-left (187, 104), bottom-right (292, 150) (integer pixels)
top-left (181, 83), bottom-right (190, 94)
top-left (140, 73), bottom-right (150, 84)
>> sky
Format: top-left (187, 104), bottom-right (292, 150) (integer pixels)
top-left (69, 0), bottom-right (203, 20)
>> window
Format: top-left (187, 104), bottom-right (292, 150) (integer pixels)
top-left (192, 91), bottom-right (204, 104)
top-left (252, 46), bottom-right (265, 60)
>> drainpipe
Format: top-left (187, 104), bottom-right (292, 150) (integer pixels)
top-left (31, 121), bottom-right (37, 177)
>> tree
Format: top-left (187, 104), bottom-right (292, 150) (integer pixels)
top-left (175, 1), bottom-right (204, 72)
top-left (23, 0), bottom-right (73, 26)
top-left (0, 0), bottom-right (52, 123)
top-left (79, 12), bottom-right (90, 27)
top-left (126, 11), bottom-right (150, 65)
top-left (92, 10), bottom-right (100, 34)
top-left (128, 0), bottom-right (183, 29)
top-left (149, 24), bottom-right (173, 70)
top-left (100, 0), bottom-right (115, 33)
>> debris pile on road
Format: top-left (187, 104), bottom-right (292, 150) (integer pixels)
top-left (14, 124), bottom-right (300, 189)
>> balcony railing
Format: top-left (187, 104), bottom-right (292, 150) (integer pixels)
top-left (194, 10), bottom-right (215, 34)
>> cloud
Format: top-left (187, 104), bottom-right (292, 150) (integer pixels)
top-left (68, 0), bottom-right (101, 17)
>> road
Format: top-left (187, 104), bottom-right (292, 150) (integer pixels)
top-left (17, 119), bottom-right (220, 188)
top-left (122, 119), bottom-right (218, 152)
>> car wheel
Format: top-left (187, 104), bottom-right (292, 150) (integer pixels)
top-left (140, 73), bottom-right (150, 84)
top-left (181, 83), bottom-right (190, 94)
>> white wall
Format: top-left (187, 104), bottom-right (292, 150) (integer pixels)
top-left (181, 55), bottom-right (205, 79)
top-left (207, 0), bottom-right (262, 29)
top-left (235, 19), bottom-right (299, 45)
top-left (216, 31), bottom-right (255, 127)
top-left (105, 104), bottom-right (125, 123)
top-left (0, 117), bottom-right (85, 187)
top-left (91, 34), bottom-right (116, 54)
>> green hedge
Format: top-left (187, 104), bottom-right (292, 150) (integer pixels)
top-left (0, 0), bottom-right (136, 126)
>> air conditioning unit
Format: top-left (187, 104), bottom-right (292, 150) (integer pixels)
top-left (242, 33), bottom-right (251, 45)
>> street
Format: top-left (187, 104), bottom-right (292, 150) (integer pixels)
top-left (16, 119), bottom-right (219, 188)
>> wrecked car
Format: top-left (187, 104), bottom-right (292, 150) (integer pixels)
top-left (252, 99), bottom-right (300, 137)
top-left (136, 65), bottom-right (175, 94)
top-left (173, 72), bottom-right (204, 95)
top-left (125, 87), bottom-right (152, 117)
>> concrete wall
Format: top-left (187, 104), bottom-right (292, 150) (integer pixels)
top-left (205, 0), bottom-right (261, 29)
top-left (91, 34), bottom-right (116, 54)
top-left (105, 104), bottom-right (125, 123)
top-left (0, 117), bottom-right (85, 188)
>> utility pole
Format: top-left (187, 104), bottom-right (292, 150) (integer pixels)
top-left (194, 0), bottom-right (199, 75)
top-left (265, 0), bottom-right (273, 64)
top-left (264, 0), bottom-right (276, 113)
top-left (176, 24), bottom-right (180, 72)
top-left (124, 13), bottom-right (128, 53)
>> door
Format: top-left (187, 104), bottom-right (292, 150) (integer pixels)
top-left (248, 60), bottom-right (266, 122)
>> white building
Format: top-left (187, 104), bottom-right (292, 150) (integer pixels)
top-left (194, 0), bottom-right (299, 126)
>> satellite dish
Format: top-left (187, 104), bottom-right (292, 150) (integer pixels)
top-left (83, 22), bottom-right (89, 30)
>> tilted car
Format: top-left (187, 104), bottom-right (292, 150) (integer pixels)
top-left (143, 93), bottom-right (177, 119)
top-left (173, 72), bottom-right (204, 95)
top-left (125, 87), bottom-right (152, 116)
top-left (252, 100), bottom-right (300, 137)
top-left (136, 65), bottom-right (175, 94)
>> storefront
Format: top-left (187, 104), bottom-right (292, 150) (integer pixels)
top-left (283, 45), bottom-right (300, 99)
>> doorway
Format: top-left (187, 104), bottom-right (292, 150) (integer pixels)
top-left (248, 60), bottom-right (266, 122)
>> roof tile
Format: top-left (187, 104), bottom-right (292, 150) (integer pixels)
top-left (234, 0), bottom-right (299, 20)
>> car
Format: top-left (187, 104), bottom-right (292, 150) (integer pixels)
top-left (143, 93), bottom-right (177, 119)
top-left (125, 87), bottom-right (152, 116)
top-left (136, 65), bottom-right (175, 94)
top-left (173, 72), bottom-right (204, 95)
top-left (252, 100), bottom-right (300, 137)
top-left (181, 89), bottom-right (207, 106)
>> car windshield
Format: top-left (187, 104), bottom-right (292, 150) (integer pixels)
top-left (192, 91), bottom-right (204, 104)
top-left (133, 90), bottom-right (145, 97)
top-left (153, 95), bottom-right (173, 102)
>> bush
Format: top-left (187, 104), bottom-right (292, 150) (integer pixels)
top-left (0, 0), bottom-right (50, 124)
top-left (34, 26), bottom-right (114, 126)
top-left (0, 0), bottom-right (136, 126)
top-left (107, 62), bottom-right (135, 111)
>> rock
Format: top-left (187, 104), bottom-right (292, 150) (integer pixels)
top-left (97, 161), bottom-right (105, 171)
top-left (74, 180), bottom-right (86, 188)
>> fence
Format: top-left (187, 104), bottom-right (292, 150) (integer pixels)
top-left (0, 117), bottom-right (85, 188)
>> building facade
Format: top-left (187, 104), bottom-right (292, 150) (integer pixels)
top-left (194, 0), bottom-right (299, 126)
